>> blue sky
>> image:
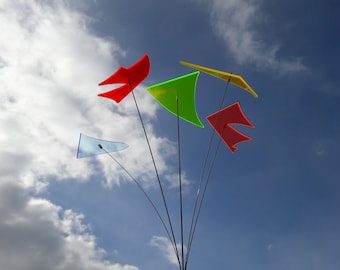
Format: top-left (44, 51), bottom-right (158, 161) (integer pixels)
top-left (1, 0), bottom-right (340, 270)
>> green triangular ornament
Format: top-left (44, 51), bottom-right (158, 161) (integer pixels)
top-left (147, 71), bottom-right (204, 128)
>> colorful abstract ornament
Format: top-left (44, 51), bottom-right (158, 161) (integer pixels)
top-left (77, 53), bottom-right (259, 270)
top-left (147, 71), bottom-right (204, 128)
top-left (98, 54), bottom-right (151, 103)
top-left (180, 61), bottom-right (258, 98)
top-left (206, 102), bottom-right (254, 152)
top-left (76, 133), bottom-right (128, 158)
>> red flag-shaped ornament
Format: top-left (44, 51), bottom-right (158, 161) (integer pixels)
top-left (206, 102), bottom-right (254, 153)
top-left (98, 54), bottom-right (151, 103)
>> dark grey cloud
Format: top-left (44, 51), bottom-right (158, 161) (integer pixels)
top-left (0, 181), bottom-right (139, 270)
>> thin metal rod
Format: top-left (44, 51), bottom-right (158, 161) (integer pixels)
top-left (184, 79), bottom-right (231, 270)
top-left (176, 97), bottom-right (184, 270)
top-left (98, 144), bottom-right (179, 265)
top-left (130, 89), bottom-right (180, 267)
top-left (183, 134), bottom-right (223, 269)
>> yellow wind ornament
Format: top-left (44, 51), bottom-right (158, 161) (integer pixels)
top-left (180, 61), bottom-right (258, 98)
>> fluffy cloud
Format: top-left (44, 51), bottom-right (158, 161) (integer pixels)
top-left (0, 0), bottom-right (176, 269)
top-left (0, 0), bottom-right (176, 189)
top-left (208, 0), bottom-right (306, 73)
top-left (0, 181), bottom-right (138, 270)
top-left (150, 236), bottom-right (186, 266)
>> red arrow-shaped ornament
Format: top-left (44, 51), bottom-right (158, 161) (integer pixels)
top-left (206, 102), bottom-right (254, 153)
top-left (98, 54), bottom-right (151, 103)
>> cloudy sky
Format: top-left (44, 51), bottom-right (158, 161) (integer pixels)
top-left (1, 0), bottom-right (340, 269)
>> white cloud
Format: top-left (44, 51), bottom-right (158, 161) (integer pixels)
top-left (0, 181), bottom-right (139, 270)
top-left (0, 0), bottom-right (179, 269)
top-left (0, 0), bottom-right (176, 190)
top-left (208, 0), bottom-right (306, 73)
top-left (150, 235), bottom-right (186, 266)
